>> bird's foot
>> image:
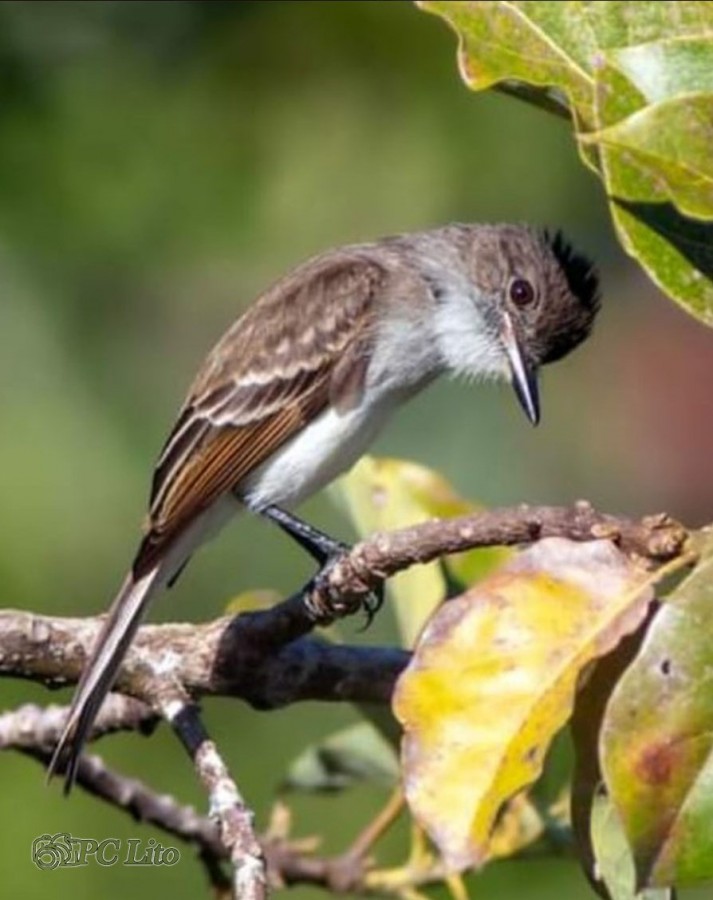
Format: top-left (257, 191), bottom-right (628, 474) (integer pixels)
top-left (302, 546), bottom-right (384, 629)
top-left (254, 505), bottom-right (385, 627)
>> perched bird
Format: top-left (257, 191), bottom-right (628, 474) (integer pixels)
top-left (48, 222), bottom-right (599, 790)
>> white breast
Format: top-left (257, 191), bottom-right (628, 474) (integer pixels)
top-left (242, 309), bottom-right (444, 510)
top-left (242, 400), bottom-right (391, 509)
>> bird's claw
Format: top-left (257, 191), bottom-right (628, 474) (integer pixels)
top-left (301, 548), bottom-right (384, 629)
top-left (357, 580), bottom-right (385, 631)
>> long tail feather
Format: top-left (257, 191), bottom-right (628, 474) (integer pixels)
top-left (47, 566), bottom-right (161, 793)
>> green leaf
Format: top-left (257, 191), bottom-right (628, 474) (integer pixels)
top-left (601, 531), bottom-right (713, 887)
top-left (282, 722), bottom-right (399, 793)
top-left (416, 1), bottom-right (713, 326)
top-left (593, 54), bottom-right (713, 326)
top-left (417, 1), bottom-right (597, 125)
top-left (610, 37), bottom-right (713, 102)
top-left (571, 618), bottom-right (652, 899)
top-left (590, 794), bottom-right (672, 900)
top-left (588, 93), bottom-right (713, 220)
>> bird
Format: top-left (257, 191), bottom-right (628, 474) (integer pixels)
top-left (48, 222), bottom-right (599, 791)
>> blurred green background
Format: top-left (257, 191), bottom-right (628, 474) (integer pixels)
top-left (2, 2), bottom-right (712, 898)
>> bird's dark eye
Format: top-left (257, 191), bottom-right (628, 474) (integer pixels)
top-left (509, 278), bottom-right (535, 307)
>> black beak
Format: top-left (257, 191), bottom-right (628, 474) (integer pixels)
top-left (502, 313), bottom-right (540, 426)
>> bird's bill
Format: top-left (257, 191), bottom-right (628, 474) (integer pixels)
top-left (502, 313), bottom-right (540, 426)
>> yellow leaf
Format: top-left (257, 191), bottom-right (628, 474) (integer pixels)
top-left (486, 793), bottom-right (544, 861)
top-left (335, 456), bottom-right (508, 646)
top-left (393, 538), bottom-right (653, 871)
top-left (224, 589), bottom-right (282, 615)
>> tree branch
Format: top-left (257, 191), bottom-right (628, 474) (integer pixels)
top-left (310, 501), bottom-right (688, 618)
top-left (0, 503), bottom-right (690, 895)
top-left (1, 504), bottom-right (685, 707)
top-left (0, 610), bottom-right (409, 709)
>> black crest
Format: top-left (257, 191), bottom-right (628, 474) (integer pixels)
top-left (546, 230), bottom-right (600, 315)
top-left (534, 230), bottom-right (601, 365)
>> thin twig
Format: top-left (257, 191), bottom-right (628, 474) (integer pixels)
top-left (347, 788), bottom-right (405, 862)
top-left (2, 701), bottom-right (229, 889)
top-left (0, 696), bottom-right (156, 750)
top-left (164, 696), bottom-right (267, 900)
top-left (312, 502), bottom-right (688, 620)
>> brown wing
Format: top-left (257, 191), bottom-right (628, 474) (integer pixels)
top-left (132, 251), bottom-right (388, 577)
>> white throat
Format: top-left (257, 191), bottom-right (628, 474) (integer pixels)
top-left (433, 285), bottom-right (509, 383)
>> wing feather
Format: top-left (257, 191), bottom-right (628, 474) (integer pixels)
top-left (133, 252), bottom-right (389, 576)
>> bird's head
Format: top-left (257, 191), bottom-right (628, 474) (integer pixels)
top-left (435, 224), bottom-right (600, 424)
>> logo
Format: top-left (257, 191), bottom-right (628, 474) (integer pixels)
top-left (32, 833), bottom-right (180, 870)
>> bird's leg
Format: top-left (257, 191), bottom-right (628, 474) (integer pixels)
top-left (257, 504), bottom-right (347, 564)
top-left (256, 504), bottom-right (384, 626)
